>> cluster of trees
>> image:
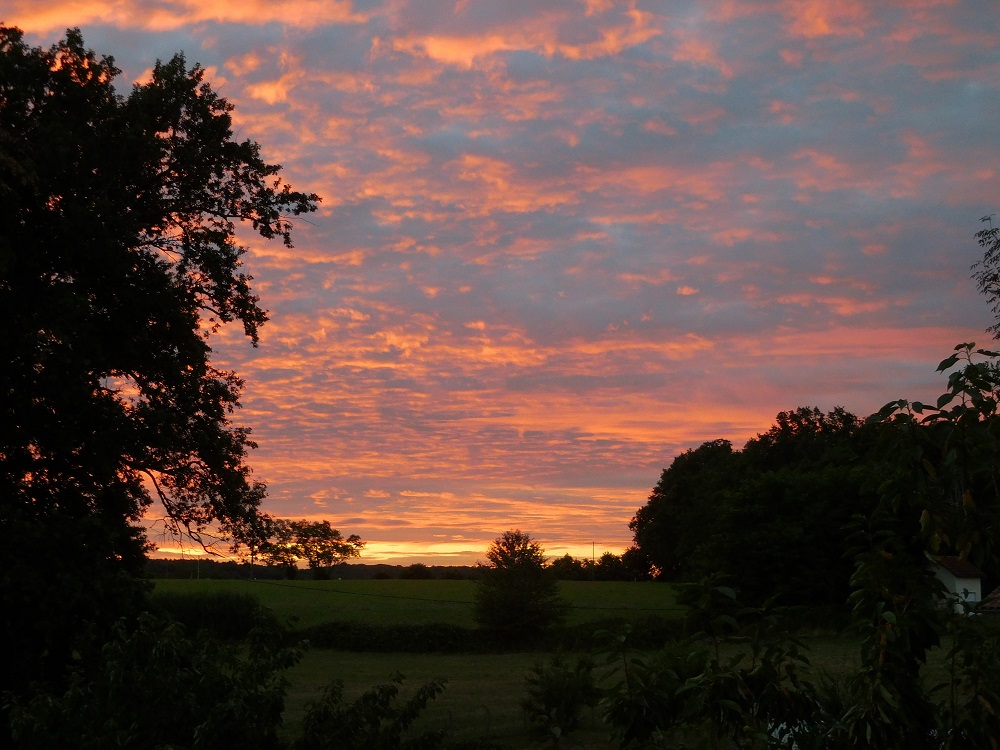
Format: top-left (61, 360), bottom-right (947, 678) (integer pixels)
top-left (605, 338), bottom-right (1000, 750)
top-left (629, 218), bottom-right (1000, 611)
top-left (549, 549), bottom-right (652, 581)
top-left (252, 518), bottom-right (364, 579)
top-left (630, 378), bottom-right (1000, 611)
top-left (630, 406), bottom-right (881, 606)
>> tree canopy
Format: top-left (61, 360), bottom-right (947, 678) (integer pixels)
top-left (0, 26), bottom-right (318, 694)
top-left (630, 407), bottom-right (878, 606)
top-left (473, 530), bottom-right (566, 642)
top-left (258, 519), bottom-right (364, 579)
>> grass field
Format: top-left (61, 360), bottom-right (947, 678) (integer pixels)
top-left (283, 649), bottom-right (615, 746)
top-left (153, 578), bottom-right (685, 630)
top-left (152, 578), bottom-right (687, 746)
top-left (152, 579), bottom-right (869, 748)
top-left (278, 636), bottom-right (867, 747)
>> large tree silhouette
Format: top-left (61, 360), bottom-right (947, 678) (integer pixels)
top-left (0, 26), bottom-right (318, 695)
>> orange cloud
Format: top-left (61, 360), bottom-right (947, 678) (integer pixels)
top-left (782, 0), bottom-right (869, 39)
top-left (10, 0), bottom-right (369, 34)
top-left (390, 6), bottom-right (660, 68)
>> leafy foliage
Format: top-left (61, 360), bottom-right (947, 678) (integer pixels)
top-left (599, 581), bottom-right (812, 750)
top-left (521, 654), bottom-right (600, 743)
top-left (151, 587), bottom-right (279, 640)
top-left (292, 675), bottom-right (447, 750)
top-left (932, 613), bottom-right (1000, 749)
top-left (473, 530), bottom-right (567, 642)
top-left (836, 342), bottom-right (1000, 749)
top-left (630, 408), bottom-right (876, 606)
top-left (0, 25), bottom-right (317, 696)
top-left (972, 214), bottom-right (1000, 340)
top-left (7, 613), bottom-right (301, 750)
top-left (630, 438), bottom-right (739, 581)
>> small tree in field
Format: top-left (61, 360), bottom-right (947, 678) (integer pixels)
top-left (473, 530), bottom-right (566, 642)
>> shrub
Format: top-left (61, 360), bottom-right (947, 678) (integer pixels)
top-left (8, 612), bottom-right (301, 749)
top-left (521, 655), bottom-right (600, 742)
top-left (151, 588), bottom-right (279, 640)
top-left (292, 674), bottom-right (446, 750)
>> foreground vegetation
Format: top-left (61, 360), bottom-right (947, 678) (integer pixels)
top-left (143, 579), bottom-right (999, 749)
top-left (277, 633), bottom-right (872, 747)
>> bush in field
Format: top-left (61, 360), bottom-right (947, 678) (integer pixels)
top-left (473, 530), bottom-right (567, 643)
top-left (151, 588), bottom-right (278, 640)
top-left (600, 586), bottom-right (812, 750)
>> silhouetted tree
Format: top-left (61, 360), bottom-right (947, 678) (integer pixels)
top-left (292, 520), bottom-right (364, 579)
top-left (0, 25), bottom-right (318, 700)
top-left (630, 439), bottom-right (740, 580)
top-left (630, 409), bottom-right (878, 606)
top-left (258, 518), bottom-right (363, 579)
top-left (550, 553), bottom-right (587, 580)
top-left (473, 530), bottom-right (566, 642)
top-left (621, 545), bottom-right (654, 581)
top-left (596, 551), bottom-right (630, 581)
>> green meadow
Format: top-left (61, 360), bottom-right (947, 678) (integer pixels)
top-left (151, 579), bottom-right (866, 748)
top-left (153, 578), bottom-right (685, 629)
top-left (153, 579), bottom-right (685, 745)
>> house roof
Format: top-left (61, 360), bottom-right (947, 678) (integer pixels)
top-left (937, 556), bottom-right (984, 579)
top-left (980, 586), bottom-right (1000, 613)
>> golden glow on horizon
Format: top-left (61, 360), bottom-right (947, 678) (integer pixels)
top-left (152, 538), bottom-right (632, 567)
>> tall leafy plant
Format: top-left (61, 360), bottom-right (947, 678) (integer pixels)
top-left (840, 343), bottom-right (1000, 749)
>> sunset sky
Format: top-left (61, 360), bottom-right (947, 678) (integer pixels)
top-left (9, 1), bottom-right (1000, 565)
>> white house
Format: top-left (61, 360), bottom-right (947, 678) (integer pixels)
top-left (933, 556), bottom-right (983, 614)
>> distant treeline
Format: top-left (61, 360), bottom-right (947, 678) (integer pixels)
top-left (145, 555), bottom-right (648, 582)
top-left (146, 558), bottom-right (479, 581)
